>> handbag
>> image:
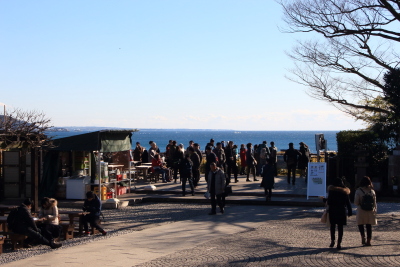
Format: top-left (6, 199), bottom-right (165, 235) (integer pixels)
top-left (321, 210), bottom-right (328, 223)
top-left (321, 209), bottom-right (330, 227)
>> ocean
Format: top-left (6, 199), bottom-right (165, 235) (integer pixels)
top-left (48, 129), bottom-right (339, 153)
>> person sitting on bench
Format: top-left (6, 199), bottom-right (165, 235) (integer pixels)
top-left (38, 197), bottom-right (62, 243)
top-left (81, 191), bottom-right (107, 236)
top-left (10, 198), bottom-right (62, 249)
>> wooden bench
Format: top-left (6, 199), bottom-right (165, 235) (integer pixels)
top-left (0, 235), bottom-right (5, 254)
top-left (60, 222), bottom-right (74, 240)
top-left (0, 232), bottom-right (27, 250)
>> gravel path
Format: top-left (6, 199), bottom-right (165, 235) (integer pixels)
top-left (0, 203), bottom-right (209, 265)
top-left (1, 202), bottom-right (399, 266)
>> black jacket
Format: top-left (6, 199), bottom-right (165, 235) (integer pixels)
top-left (190, 152), bottom-right (200, 169)
top-left (13, 204), bottom-right (39, 233)
top-left (327, 186), bottom-right (352, 225)
top-left (83, 194), bottom-right (102, 217)
top-left (284, 148), bottom-right (301, 165)
top-left (180, 158), bottom-right (193, 178)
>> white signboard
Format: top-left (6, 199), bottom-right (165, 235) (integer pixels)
top-left (307, 162), bottom-right (327, 199)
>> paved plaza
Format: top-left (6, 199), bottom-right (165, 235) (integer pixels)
top-left (1, 175), bottom-right (400, 266)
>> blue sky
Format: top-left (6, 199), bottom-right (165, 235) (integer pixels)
top-left (0, 0), bottom-right (365, 130)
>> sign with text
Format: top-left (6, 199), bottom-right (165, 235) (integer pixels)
top-left (307, 162), bottom-right (327, 199)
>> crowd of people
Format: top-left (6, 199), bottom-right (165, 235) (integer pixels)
top-left (130, 138), bottom-right (314, 212)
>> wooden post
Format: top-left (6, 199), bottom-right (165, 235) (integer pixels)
top-left (31, 148), bottom-right (39, 212)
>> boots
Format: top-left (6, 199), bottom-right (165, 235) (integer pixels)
top-left (365, 238), bottom-right (371, 246)
top-left (329, 240), bottom-right (335, 248)
top-left (361, 235), bottom-right (366, 245)
top-left (50, 240), bottom-right (62, 249)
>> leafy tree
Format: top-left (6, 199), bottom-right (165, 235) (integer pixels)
top-left (279, 0), bottom-right (400, 122)
top-left (366, 68), bottom-right (400, 146)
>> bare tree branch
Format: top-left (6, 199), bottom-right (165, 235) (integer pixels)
top-left (279, 0), bottom-right (400, 120)
top-left (0, 108), bottom-right (54, 149)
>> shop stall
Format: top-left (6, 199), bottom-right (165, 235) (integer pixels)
top-left (40, 129), bottom-right (137, 200)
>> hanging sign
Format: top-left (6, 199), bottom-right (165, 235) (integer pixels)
top-left (307, 162), bottom-right (327, 199)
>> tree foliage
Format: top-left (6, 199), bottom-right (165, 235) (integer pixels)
top-left (279, 0), bottom-right (400, 122)
top-left (0, 108), bottom-right (53, 149)
top-left (337, 130), bottom-right (388, 185)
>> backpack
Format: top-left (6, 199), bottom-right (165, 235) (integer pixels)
top-left (360, 188), bottom-right (374, 211)
top-left (7, 207), bottom-right (19, 231)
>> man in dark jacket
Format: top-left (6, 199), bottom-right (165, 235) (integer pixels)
top-left (188, 146), bottom-right (201, 187)
top-left (283, 142), bottom-right (302, 185)
top-left (10, 198), bottom-right (62, 249)
top-left (225, 141), bottom-right (239, 183)
top-left (207, 162), bottom-right (226, 215)
top-left (81, 191), bottom-right (107, 236)
top-left (246, 143), bottom-right (258, 182)
top-left (205, 146), bottom-right (217, 182)
top-left (180, 154), bottom-right (194, 196)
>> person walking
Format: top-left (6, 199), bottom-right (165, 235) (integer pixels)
top-left (354, 176), bottom-right (377, 246)
top-left (269, 141), bottom-right (278, 176)
top-left (173, 144), bottom-right (184, 183)
top-left (239, 144), bottom-right (247, 175)
top-left (180, 154), bottom-right (195, 196)
top-left (225, 141), bottom-right (239, 183)
top-left (260, 159), bottom-right (275, 202)
top-left (205, 146), bottom-right (217, 183)
top-left (298, 142), bottom-right (310, 183)
top-left (188, 147), bottom-right (201, 188)
top-left (326, 178), bottom-right (352, 250)
top-left (283, 143), bottom-right (301, 185)
top-left (207, 162), bottom-right (226, 215)
top-left (245, 143), bottom-right (258, 182)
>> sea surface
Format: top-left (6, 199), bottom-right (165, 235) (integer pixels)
top-left (48, 130), bottom-right (339, 153)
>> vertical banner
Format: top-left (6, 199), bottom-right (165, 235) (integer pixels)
top-left (307, 162), bottom-right (327, 199)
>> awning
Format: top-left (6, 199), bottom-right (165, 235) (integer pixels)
top-left (50, 129), bottom-right (137, 152)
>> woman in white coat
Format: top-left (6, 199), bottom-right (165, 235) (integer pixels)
top-left (354, 176), bottom-right (377, 246)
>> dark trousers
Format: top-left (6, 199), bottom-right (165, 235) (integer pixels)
top-left (155, 168), bottom-right (167, 182)
top-left (246, 165), bottom-right (256, 180)
top-left (358, 224), bottom-right (372, 239)
top-left (192, 168), bottom-right (200, 187)
top-left (330, 224), bottom-right (344, 244)
top-left (39, 224), bottom-right (61, 241)
top-left (287, 164), bottom-right (296, 184)
top-left (210, 193), bottom-right (225, 213)
top-left (264, 188), bottom-right (272, 200)
top-left (205, 169), bottom-right (210, 182)
top-left (81, 214), bottom-right (104, 233)
top-left (181, 176), bottom-right (194, 194)
top-left (173, 163), bottom-right (180, 181)
top-left (227, 161), bottom-right (238, 180)
top-left (15, 226), bottom-right (50, 246)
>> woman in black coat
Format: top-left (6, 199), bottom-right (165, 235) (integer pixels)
top-left (260, 159), bottom-right (275, 202)
top-left (326, 178), bottom-right (352, 250)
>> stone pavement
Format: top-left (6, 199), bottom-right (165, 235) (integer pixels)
top-left (116, 174), bottom-right (325, 207)
top-left (3, 205), bottom-right (400, 267)
top-left (2, 174), bottom-right (399, 266)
